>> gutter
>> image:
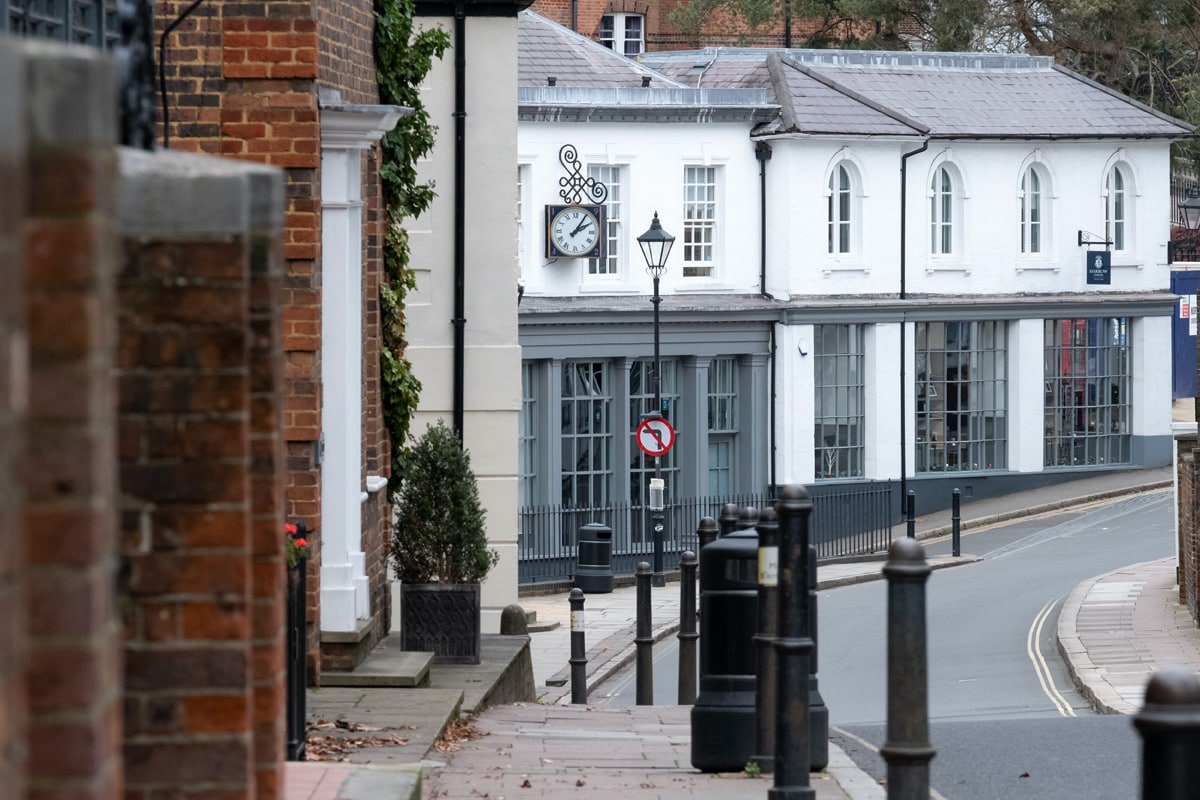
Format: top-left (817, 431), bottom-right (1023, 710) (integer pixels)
top-left (756, 140), bottom-right (776, 491)
top-left (453, 0), bottom-right (466, 435)
top-left (898, 138), bottom-right (928, 512)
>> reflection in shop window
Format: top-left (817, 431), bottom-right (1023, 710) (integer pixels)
top-left (915, 321), bottom-right (1007, 473)
top-left (814, 325), bottom-right (864, 479)
top-left (1043, 318), bottom-right (1130, 467)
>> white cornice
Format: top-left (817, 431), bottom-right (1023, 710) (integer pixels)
top-left (320, 104), bottom-right (412, 148)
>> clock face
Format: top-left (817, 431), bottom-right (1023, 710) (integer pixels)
top-left (547, 205), bottom-right (603, 258)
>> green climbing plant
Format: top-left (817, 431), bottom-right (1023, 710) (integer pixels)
top-left (374, 0), bottom-right (451, 496)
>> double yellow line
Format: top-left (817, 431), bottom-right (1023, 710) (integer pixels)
top-left (1027, 596), bottom-right (1076, 717)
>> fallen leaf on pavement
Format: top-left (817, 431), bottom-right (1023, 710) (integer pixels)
top-left (432, 719), bottom-right (487, 752)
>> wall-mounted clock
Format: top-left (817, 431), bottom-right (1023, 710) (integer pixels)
top-left (546, 204), bottom-right (604, 259)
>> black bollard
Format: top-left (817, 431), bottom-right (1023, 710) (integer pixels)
top-left (718, 503), bottom-right (740, 537)
top-left (951, 488), bottom-right (961, 557)
top-left (697, 516), bottom-right (719, 553)
top-left (770, 486), bottom-right (814, 800)
top-left (737, 504), bottom-right (760, 531)
top-left (691, 520), bottom-right (759, 772)
top-left (750, 507), bottom-right (779, 774)
top-left (881, 537), bottom-right (935, 800)
top-left (678, 550), bottom-right (698, 705)
top-left (635, 562), bottom-right (654, 705)
top-left (569, 588), bottom-right (587, 704)
top-left (905, 490), bottom-right (916, 538)
top-left (1133, 668), bottom-right (1200, 800)
top-left (808, 538), bottom-right (828, 770)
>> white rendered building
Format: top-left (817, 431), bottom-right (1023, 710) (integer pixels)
top-left (515, 12), bottom-right (1192, 573)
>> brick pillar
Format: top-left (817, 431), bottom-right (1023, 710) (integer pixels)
top-left (0, 38), bottom-right (29, 800)
top-left (21, 43), bottom-right (123, 800)
top-left (117, 150), bottom-right (284, 800)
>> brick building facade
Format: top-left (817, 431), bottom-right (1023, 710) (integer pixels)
top-left (156, 0), bottom-right (398, 674)
top-left (3, 36), bottom-right (294, 800)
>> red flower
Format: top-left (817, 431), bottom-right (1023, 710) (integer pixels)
top-left (295, 538), bottom-right (308, 548)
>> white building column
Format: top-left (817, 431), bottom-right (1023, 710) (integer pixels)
top-left (319, 102), bottom-right (405, 633)
top-left (1008, 318), bottom-right (1046, 473)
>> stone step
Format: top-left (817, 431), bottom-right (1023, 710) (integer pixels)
top-left (321, 642), bottom-right (433, 688)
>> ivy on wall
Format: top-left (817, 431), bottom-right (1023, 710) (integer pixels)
top-left (374, 0), bottom-right (450, 496)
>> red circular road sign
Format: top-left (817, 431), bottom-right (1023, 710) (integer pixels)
top-left (636, 417), bottom-right (676, 457)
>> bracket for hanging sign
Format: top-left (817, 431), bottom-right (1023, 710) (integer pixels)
top-left (1077, 230), bottom-right (1113, 249)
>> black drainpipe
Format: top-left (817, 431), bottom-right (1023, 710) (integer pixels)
top-left (898, 139), bottom-right (928, 511)
top-left (755, 141), bottom-right (777, 491)
top-left (452, 1), bottom-right (467, 436)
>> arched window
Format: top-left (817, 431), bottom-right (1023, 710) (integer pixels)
top-left (828, 164), bottom-right (853, 254)
top-left (1020, 166), bottom-right (1045, 254)
top-left (1106, 166), bottom-right (1129, 251)
top-left (930, 165), bottom-right (955, 255)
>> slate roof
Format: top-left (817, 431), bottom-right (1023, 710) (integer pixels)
top-left (642, 48), bottom-right (1194, 139)
top-left (518, 11), bottom-right (683, 90)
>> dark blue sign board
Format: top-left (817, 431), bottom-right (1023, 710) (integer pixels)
top-left (1086, 250), bottom-right (1111, 285)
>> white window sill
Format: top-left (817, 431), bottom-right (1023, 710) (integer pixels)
top-left (821, 259), bottom-right (869, 276)
top-left (1015, 259), bottom-right (1060, 273)
top-left (925, 259), bottom-right (969, 275)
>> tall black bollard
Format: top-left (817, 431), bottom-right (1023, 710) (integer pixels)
top-left (751, 507), bottom-right (779, 774)
top-left (770, 485), bottom-right (814, 800)
top-left (808, 538), bottom-right (828, 770)
top-left (951, 488), bottom-right (961, 557)
top-left (691, 521), bottom-right (759, 772)
top-left (678, 550), bottom-right (698, 705)
top-left (718, 503), bottom-right (740, 537)
top-left (905, 490), bottom-right (916, 538)
top-left (569, 588), bottom-right (587, 704)
top-left (1133, 667), bottom-right (1200, 799)
top-left (635, 562), bottom-right (654, 705)
top-left (737, 505), bottom-right (760, 531)
top-left (697, 516), bottom-right (719, 552)
top-left (881, 537), bottom-right (935, 800)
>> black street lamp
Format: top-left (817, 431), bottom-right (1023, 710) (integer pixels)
top-left (638, 212), bottom-right (675, 588)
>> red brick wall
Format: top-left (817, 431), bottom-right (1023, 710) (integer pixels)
top-left (116, 158), bottom-right (286, 798)
top-left (0, 44), bottom-right (28, 800)
top-left (159, 0), bottom-right (396, 674)
top-left (529, 0), bottom-right (873, 50)
top-left (1178, 436), bottom-right (1198, 618)
top-left (21, 47), bottom-right (123, 800)
top-left (248, 189), bottom-right (288, 799)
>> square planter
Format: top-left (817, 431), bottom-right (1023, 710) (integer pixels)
top-left (400, 582), bottom-right (482, 664)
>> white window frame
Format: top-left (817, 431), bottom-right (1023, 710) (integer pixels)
top-left (1105, 164), bottom-right (1132, 253)
top-left (930, 165), bottom-right (955, 256)
top-left (1019, 165), bottom-right (1044, 255)
top-left (586, 163), bottom-right (623, 280)
top-left (517, 163), bottom-right (530, 275)
top-left (682, 165), bottom-right (719, 278)
top-left (599, 13), bottom-right (644, 56)
top-left (828, 163), bottom-right (854, 255)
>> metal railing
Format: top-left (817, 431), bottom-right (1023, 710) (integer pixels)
top-left (5, 0), bottom-right (156, 149)
top-left (518, 481), bottom-right (895, 585)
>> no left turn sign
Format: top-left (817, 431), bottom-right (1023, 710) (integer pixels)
top-left (636, 417), bottom-right (675, 457)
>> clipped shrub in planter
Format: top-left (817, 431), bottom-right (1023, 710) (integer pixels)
top-left (393, 419), bottom-right (498, 663)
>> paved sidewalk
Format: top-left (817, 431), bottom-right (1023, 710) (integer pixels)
top-left (1058, 557), bottom-right (1200, 714)
top-left (287, 465), bottom-right (1183, 800)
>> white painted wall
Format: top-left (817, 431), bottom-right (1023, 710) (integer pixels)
top-left (518, 106), bottom-right (1177, 489)
top-left (404, 14), bottom-right (522, 632)
top-left (518, 121), bottom-right (762, 295)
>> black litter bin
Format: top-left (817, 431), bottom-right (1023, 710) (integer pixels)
top-left (574, 522), bottom-right (613, 593)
